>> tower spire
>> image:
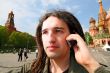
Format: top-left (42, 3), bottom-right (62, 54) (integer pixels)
top-left (98, 0), bottom-right (107, 33)
top-left (98, 0), bottom-right (102, 3)
top-left (5, 11), bottom-right (16, 32)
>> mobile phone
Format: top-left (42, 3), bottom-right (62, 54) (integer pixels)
top-left (67, 40), bottom-right (77, 48)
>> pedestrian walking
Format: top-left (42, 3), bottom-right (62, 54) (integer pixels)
top-left (24, 48), bottom-right (28, 61)
top-left (18, 48), bottom-right (23, 62)
top-left (35, 49), bottom-right (38, 58)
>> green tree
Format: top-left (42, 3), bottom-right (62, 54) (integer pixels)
top-left (8, 31), bottom-right (26, 48)
top-left (94, 33), bottom-right (110, 39)
top-left (8, 31), bottom-right (36, 50)
top-left (26, 34), bottom-right (36, 49)
top-left (0, 25), bottom-right (10, 48)
top-left (84, 32), bottom-right (93, 45)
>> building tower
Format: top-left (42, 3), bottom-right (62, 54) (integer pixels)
top-left (5, 11), bottom-right (16, 32)
top-left (98, 0), bottom-right (107, 33)
top-left (106, 8), bottom-right (110, 34)
top-left (89, 17), bottom-right (98, 37)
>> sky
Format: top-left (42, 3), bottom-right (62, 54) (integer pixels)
top-left (0, 0), bottom-right (110, 36)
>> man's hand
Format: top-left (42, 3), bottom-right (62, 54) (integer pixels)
top-left (66, 34), bottom-right (101, 73)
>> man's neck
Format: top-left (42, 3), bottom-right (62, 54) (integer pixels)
top-left (49, 54), bottom-right (70, 73)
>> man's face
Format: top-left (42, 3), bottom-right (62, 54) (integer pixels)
top-left (42, 16), bottom-right (70, 59)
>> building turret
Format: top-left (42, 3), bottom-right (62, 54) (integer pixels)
top-left (5, 11), bottom-right (16, 32)
top-left (98, 0), bottom-right (107, 33)
top-left (106, 8), bottom-right (110, 34)
top-left (89, 17), bottom-right (98, 37)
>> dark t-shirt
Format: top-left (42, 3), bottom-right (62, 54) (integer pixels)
top-left (48, 67), bottom-right (69, 73)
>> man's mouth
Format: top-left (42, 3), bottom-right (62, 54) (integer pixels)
top-left (47, 46), bottom-right (59, 51)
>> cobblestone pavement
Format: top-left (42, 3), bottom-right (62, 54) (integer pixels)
top-left (0, 52), bottom-right (36, 73)
top-left (0, 48), bottom-right (110, 72)
top-left (90, 48), bottom-right (110, 70)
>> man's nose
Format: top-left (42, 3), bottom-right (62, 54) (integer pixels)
top-left (48, 31), bottom-right (56, 43)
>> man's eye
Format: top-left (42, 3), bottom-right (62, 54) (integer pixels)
top-left (55, 29), bottom-right (63, 33)
top-left (42, 31), bottom-right (47, 34)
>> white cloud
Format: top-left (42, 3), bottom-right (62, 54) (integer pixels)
top-left (63, 5), bottom-right (81, 15)
top-left (41, 0), bottom-right (66, 6)
top-left (0, 0), bottom-right (83, 36)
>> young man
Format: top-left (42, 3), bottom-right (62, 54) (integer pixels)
top-left (31, 10), bottom-right (110, 73)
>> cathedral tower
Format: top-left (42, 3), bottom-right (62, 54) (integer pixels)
top-left (106, 8), bottom-right (110, 34)
top-left (89, 17), bottom-right (98, 37)
top-left (5, 11), bottom-right (16, 32)
top-left (98, 0), bottom-right (107, 33)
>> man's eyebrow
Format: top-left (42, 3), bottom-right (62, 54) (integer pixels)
top-left (41, 29), bottom-right (47, 32)
top-left (42, 27), bottom-right (64, 31)
top-left (54, 27), bottom-right (64, 30)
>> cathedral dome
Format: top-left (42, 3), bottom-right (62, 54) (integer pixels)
top-left (89, 17), bottom-right (96, 23)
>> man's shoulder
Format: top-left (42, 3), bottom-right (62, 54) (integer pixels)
top-left (95, 66), bottom-right (110, 73)
top-left (68, 55), bottom-right (88, 73)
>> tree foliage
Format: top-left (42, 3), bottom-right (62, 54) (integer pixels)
top-left (84, 32), bottom-right (93, 45)
top-left (94, 33), bottom-right (110, 39)
top-left (0, 25), bottom-right (36, 52)
top-left (0, 25), bottom-right (10, 48)
top-left (8, 31), bottom-right (36, 49)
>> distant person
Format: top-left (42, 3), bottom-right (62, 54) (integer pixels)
top-left (24, 48), bottom-right (28, 61)
top-left (35, 49), bottom-right (38, 58)
top-left (13, 48), bottom-right (16, 54)
top-left (18, 48), bottom-right (23, 62)
top-left (29, 49), bottom-right (31, 54)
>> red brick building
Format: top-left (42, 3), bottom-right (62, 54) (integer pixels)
top-left (5, 11), bottom-right (16, 32)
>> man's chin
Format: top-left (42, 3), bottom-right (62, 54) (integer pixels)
top-left (47, 55), bottom-right (59, 59)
